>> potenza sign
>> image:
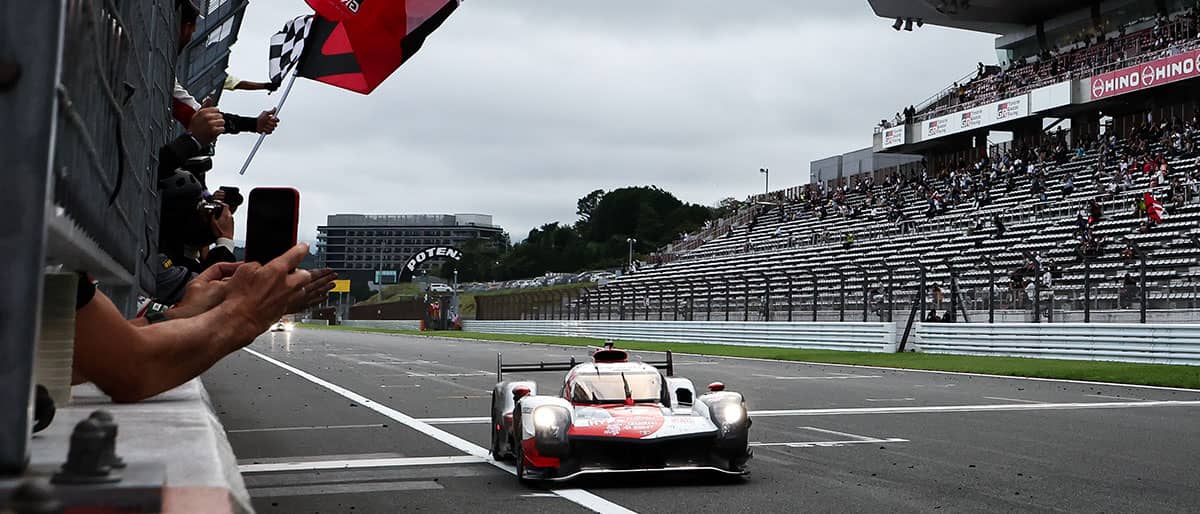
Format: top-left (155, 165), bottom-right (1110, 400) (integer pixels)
top-left (1090, 50), bottom-right (1200, 100)
top-left (401, 246), bottom-right (463, 278)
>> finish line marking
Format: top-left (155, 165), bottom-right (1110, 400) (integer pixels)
top-left (750, 400), bottom-right (1200, 417)
top-left (243, 348), bottom-right (636, 514)
top-left (239, 455), bottom-right (487, 474)
top-left (415, 399), bottom-right (1200, 425)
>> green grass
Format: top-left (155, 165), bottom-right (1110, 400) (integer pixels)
top-left (296, 323), bottom-right (1200, 389)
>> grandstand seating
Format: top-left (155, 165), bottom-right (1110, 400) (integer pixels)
top-left (574, 128), bottom-right (1200, 323)
top-left (892, 11), bottom-right (1199, 127)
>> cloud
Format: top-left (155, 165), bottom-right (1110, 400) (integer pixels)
top-left (209, 1), bottom-right (995, 244)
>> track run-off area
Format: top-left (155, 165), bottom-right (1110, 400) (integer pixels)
top-left (203, 328), bottom-right (1200, 513)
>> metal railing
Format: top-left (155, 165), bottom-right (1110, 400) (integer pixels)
top-left (2, 0), bottom-right (183, 474)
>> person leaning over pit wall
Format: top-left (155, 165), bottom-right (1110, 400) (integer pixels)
top-left (72, 244), bottom-right (324, 403)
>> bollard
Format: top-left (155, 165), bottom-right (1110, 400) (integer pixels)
top-left (88, 410), bottom-right (125, 469)
top-left (52, 419), bottom-right (120, 485)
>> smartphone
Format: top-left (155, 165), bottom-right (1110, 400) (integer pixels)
top-left (245, 187), bottom-right (300, 265)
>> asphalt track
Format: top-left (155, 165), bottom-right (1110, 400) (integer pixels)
top-left (203, 328), bottom-right (1200, 513)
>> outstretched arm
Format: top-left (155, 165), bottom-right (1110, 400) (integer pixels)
top-left (72, 245), bottom-right (311, 402)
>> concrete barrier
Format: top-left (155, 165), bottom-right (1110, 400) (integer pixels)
top-left (0, 380), bottom-right (251, 513)
top-left (914, 322), bottom-right (1200, 365)
top-left (462, 320), bottom-right (899, 353)
top-left (342, 320), bottom-right (423, 332)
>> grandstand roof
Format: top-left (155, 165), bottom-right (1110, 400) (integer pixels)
top-left (868, 0), bottom-right (1097, 34)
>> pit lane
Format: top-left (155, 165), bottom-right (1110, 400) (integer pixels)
top-left (203, 328), bottom-right (1200, 513)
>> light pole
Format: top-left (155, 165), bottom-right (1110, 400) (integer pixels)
top-left (626, 237), bottom-right (637, 272)
top-left (451, 268), bottom-right (459, 323)
top-left (759, 168), bottom-right (769, 196)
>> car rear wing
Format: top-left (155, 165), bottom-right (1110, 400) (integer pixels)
top-left (496, 350), bottom-right (673, 381)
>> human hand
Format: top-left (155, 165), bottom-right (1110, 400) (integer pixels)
top-left (211, 202), bottom-right (234, 239)
top-left (257, 108), bottom-right (279, 134)
top-left (169, 261), bottom-right (242, 320)
top-left (219, 244), bottom-right (312, 338)
top-left (189, 99), bottom-right (224, 145)
top-left (286, 268), bottom-right (337, 314)
top-left (212, 189), bottom-right (226, 203)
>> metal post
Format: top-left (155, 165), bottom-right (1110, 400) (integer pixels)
top-left (743, 275), bottom-right (750, 322)
top-left (1140, 252), bottom-right (1148, 323)
top-left (1033, 260), bottom-right (1042, 324)
top-left (673, 285), bottom-right (680, 321)
top-left (607, 291), bottom-right (613, 320)
top-left (984, 257), bottom-right (995, 323)
top-left (705, 282), bottom-right (712, 321)
top-left (630, 286), bottom-right (637, 321)
top-left (1082, 255), bottom-right (1091, 323)
top-left (886, 267), bottom-right (895, 323)
top-left (1, 8), bottom-right (55, 464)
top-left (810, 271), bottom-right (819, 322)
top-left (725, 281), bottom-right (732, 322)
top-left (837, 269), bottom-right (846, 322)
top-left (786, 277), bottom-right (794, 322)
top-left (850, 265), bottom-right (868, 322)
top-left (659, 287), bottom-right (666, 321)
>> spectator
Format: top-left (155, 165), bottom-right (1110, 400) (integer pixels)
top-left (223, 72), bottom-right (279, 93)
top-left (1118, 272), bottom-right (1139, 309)
top-left (74, 244), bottom-right (331, 402)
top-left (925, 309), bottom-right (941, 323)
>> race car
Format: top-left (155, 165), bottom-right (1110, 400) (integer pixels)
top-left (490, 343), bottom-right (751, 482)
top-left (269, 320), bottom-right (294, 332)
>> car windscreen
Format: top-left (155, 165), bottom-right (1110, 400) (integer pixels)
top-left (570, 371), bottom-right (661, 403)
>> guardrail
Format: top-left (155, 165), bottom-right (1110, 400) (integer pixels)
top-left (913, 323), bottom-right (1200, 365)
top-left (342, 320), bottom-right (424, 332)
top-left (461, 320), bottom-right (899, 353)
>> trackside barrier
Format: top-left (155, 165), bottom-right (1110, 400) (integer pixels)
top-left (913, 323), bottom-right (1200, 365)
top-left (343, 320), bottom-right (423, 332)
top-left (461, 320), bottom-right (899, 353)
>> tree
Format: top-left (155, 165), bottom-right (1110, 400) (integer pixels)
top-left (576, 189), bottom-right (606, 224)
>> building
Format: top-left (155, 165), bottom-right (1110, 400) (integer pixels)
top-left (178, 0), bottom-right (250, 103)
top-left (810, 148), bottom-right (923, 186)
top-left (317, 214), bottom-right (507, 293)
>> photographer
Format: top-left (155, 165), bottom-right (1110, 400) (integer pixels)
top-left (158, 169), bottom-right (236, 274)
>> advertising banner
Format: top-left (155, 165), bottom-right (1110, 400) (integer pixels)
top-left (331, 279), bottom-right (351, 293)
top-left (1089, 50), bottom-right (1200, 100)
top-left (882, 125), bottom-right (906, 149)
top-left (918, 94), bottom-right (1029, 143)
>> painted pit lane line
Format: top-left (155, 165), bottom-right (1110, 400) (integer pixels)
top-left (242, 348), bottom-right (638, 514)
top-left (239, 455), bottom-right (488, 474)
top-left (228, 423), bottom-right (387, 434)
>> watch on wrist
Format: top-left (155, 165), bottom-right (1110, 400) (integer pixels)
top-left (146, 311), bottom-right (171, 324)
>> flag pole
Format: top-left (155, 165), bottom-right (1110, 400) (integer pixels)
top-left (238, 70), bottom-right (300, 176)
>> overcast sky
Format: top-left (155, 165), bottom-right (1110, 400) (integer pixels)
top-left (211, 1), bottom-right (996, 245)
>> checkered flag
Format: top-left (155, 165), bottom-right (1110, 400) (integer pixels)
top-left (269, 15), bottom-right (313, 87)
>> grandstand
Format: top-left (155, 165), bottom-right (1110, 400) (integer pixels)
top-left (492, 0), bottom-right (1200, 326)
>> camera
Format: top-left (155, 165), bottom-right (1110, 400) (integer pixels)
top-left (198, 200), bottom-right (224, 219)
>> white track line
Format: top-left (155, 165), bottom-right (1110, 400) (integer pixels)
top-left (239, 455), bottom-right (486, 473)
top-left (798, 426), bottom-right (881, 441)
top-left (420, 416), bottom-right (490, 425)
top-left (243, 348), bottom-right (636, 514)
top-left (751, 400), bottom-right (1200, 417)
top-left (1086, 393), bottom-right (1146, 401)
top-left (751, 438), bottom-right (908, 448)
top-left (228, 423), bottom-right (386, 434)
top-left (983, 396), bottom-right (1043, 404)
top-left (331, 329), bottom-right (1200, 393)
top-left (751, 374), bottom-right (883, 380)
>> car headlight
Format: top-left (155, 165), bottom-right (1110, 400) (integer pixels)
top-left (719, 402), bottom-right (745, 424)
top-left (533, 406), bottom-right (561, 428)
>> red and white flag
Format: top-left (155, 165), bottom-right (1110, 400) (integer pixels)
top-left (1145, 192), bottom-right (1167, 223)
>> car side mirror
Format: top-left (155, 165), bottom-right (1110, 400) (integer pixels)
top-left (675, 388), bottom-right (693, 406)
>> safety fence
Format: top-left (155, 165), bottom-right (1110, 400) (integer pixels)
top-left (342, 320), bottom-right (424, 332)
top-left (460, 320), bottom-right (899, 353)
top-left (914, 322), bottom-right (1200, 366)
top-left (329, 320), bottom-right (1200, 367)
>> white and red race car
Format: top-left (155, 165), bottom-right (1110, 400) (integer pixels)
top-left (490, 343), bottom-right (751, 482)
